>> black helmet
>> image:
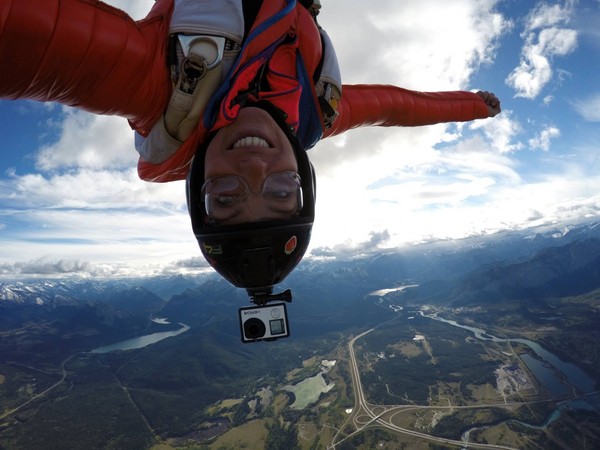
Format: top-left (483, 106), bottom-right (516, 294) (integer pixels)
top-left (186, 104), bottom-right (316, 294)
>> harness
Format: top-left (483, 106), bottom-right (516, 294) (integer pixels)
top-left (138, 0), bottom-right (326, 182)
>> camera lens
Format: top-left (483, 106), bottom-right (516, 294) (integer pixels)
top-left (244, 318), bottom-right (266, 339)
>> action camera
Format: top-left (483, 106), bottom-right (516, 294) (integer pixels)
top-left (238, 302), bottom-right (290, 343)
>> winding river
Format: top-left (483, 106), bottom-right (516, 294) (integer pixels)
top-left (421, 312), bottom-right (596, 396)
top-left (420, 310), bottom-right (599, 435)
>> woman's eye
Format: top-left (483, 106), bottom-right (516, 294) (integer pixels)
top-left (266, 190), bottom-right (293, 200)
top-left (214, 195), bottom-right (238, 207)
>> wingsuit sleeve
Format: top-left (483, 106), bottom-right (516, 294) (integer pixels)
top-left (324, 84), bottom-right (490, 138)
top-left (0, 0), bottom-right (172, 134)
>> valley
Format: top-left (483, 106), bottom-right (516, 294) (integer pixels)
top-left (0, 222), bottom-right (599, 449)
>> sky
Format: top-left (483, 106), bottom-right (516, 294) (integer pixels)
top-left (1, 0), bottom-right (599, 279)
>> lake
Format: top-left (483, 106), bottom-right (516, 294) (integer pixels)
top-left (91, 323), bottom-right (190, 354)
top-left (284, 372), bottom-right (335, 410)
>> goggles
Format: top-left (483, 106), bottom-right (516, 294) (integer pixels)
top-left (201, 171), bottom-right (303, 223)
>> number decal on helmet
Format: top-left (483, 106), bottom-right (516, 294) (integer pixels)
top-left (203, 243), bottom-right (223, 255)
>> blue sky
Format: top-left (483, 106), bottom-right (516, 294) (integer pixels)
top-left (1, 0), bottom-right (599, 278)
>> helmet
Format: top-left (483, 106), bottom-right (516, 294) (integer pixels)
top-left (186, 103), bottom-right (316, 293)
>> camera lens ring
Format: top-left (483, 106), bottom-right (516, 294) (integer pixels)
top-left (244, 318), bottom-right (266, 339)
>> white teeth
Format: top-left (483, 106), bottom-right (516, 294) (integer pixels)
top-left (232, 136), bottom-right (270, 149)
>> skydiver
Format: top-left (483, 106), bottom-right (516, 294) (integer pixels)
top-left (0, 0), bottom-right (501, 298)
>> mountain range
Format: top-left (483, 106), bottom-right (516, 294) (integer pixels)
top-left (1, 219), bottom-right (599, 449)
top-left (2, 220), bottom-right (600, 314)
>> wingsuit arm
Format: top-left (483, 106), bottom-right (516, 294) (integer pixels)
top-left (0, 0), bottom-right (172, 134)
top-left (324, 84), bottom-right (490, 138)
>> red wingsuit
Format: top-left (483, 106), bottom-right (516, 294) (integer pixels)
top-left (0, 0), bottom-right (490, 182)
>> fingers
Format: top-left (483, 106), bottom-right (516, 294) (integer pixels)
top-left (476, 90), bottom-right (501, 117)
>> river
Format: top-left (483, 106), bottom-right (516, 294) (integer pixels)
top-left (420, 310), bottom-right (599, 436)
top-left (421, 312), bottom-right (596, 396)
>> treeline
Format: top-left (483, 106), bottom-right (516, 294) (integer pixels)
top-left (359, 317), bottom-right (498, 405)
top-left (264, 421), bottom-right (299, 450)
top-left (432, 408), bottom-right (511, 439)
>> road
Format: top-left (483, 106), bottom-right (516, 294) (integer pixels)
top-left (329, 327), bottom-right (520, 450)
top-left (0, 354), bottom-right (75, 420)
top-left (1, 350), bottom-right (159, 440)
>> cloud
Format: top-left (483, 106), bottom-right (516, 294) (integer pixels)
top-left (161, 256), bottom-right (214, 277)
top-left (5, 169), bottom-right (184, 210)
top-left (322, 0), bottom-right (509, 89)
top-left (105, 0), bottom-right (155, 20)
top-left (572, 93), bottom-right (600, 122)
top-left (35, 108), bottom-right (139, 171)
top-left (310, 0), bottom-right (512, 178)
top-left (468, 110), bottom-right (523, 154)
top-left (310, 172), bottom-right (600, 259)
top-left (506, 1), bottom-right (578, 99)
top-left (309, 127), bottom-right (522, 255)
top-left (0, 257), bottom-right (119, 278)
top-left (525, 1), bottom-right (576, 31)
top-left (528, 125), bottom-right (561, 150)
top-left (310, 230), bottom-right (391, 259)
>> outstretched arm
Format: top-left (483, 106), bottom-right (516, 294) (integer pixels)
top-left (324, 84), bottom-right (500, 138)
top-left (0, 0), bottom-right (172, 133)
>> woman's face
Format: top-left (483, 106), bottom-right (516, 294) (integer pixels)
top-left (203, 107), bottom-right (300, 224)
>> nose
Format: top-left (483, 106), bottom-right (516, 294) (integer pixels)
top-left (237, 156), bottom-right (268, 193)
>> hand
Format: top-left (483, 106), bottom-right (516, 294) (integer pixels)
top-left (476, 90), bottom-right (501, 117)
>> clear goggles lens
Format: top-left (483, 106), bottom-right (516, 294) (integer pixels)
top-left (201, 171), bottom-right (303, 221)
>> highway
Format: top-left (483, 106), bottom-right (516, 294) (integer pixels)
top-left (329, 327), bottom-right (520, 450)
top-left (0, 354), bottom-right (75, 420)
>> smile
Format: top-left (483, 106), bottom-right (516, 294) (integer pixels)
top-left (232, 136), bottom-right (270, 149)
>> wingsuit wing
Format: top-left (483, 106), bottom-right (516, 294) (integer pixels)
top-left (325, 84), bottom-right (489, 138)
top-left (0, 0), bottom-right (172, 134)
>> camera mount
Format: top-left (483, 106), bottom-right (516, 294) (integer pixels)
top-left (246, 287), bottom-right (293, 306)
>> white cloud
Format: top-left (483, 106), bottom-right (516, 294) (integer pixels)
top-left (468, 110), bottom-right (523, 154)
top-left (524, 1), bottom-right (576, 32)
top-left (6, 169), bottom-right (184, 210)
top-left (0, 258), bottom-right (117, 278)
top-left (310, 0), bottom-right (513, 187)
top-left (310, 172), bottom-right (600, 255)
top-left (506, 2), bottom-right (578, 99)
top-left (310, 124), bottom-right (522, 251)
top-left (0, 206), bottom-right (199, 277)
top-left (35, 108), bottom-right (139, 171)
top-left (572, 92), bottom-right (600, 122)
top-left (320, 0), bottom-right (509, 89)
top-left (528, 125), bottom-right (561, 150)
top-left (104, 0), bottom-right (155, 20)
